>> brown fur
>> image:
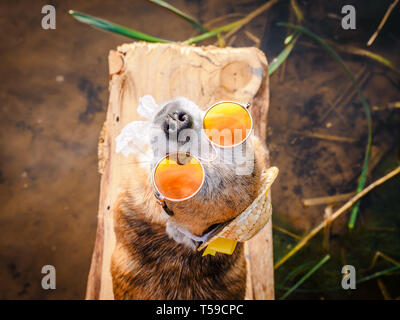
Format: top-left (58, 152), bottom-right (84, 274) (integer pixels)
top-left (111, 193), bottom-right (247, 299)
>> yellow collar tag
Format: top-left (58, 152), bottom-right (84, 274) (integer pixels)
top-left (202, 237), bottom-right (237, 256)
top-left (199, 166), bottom-right (279, 257)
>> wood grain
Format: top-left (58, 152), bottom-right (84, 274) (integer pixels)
top-left (85, 43), bottom-right (274, 300)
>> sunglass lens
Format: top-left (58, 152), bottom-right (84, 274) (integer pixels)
top-left (154, 153), bottom-right (204, 201)
top-left (203, 102), bottom-right (252, 147)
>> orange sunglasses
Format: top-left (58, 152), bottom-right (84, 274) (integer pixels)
top-left (153, 101), bottom-right (252, 211)
top-left (203, 101), bottom-right (252, 148)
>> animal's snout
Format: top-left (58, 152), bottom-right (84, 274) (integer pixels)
top-left (163, 110), bottom-right (192, 137)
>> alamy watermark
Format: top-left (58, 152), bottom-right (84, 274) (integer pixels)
top-left (341, 5), bottom-right (356, 30)
top-left (41, 265), bottom-right (56, 290)
top-left (341, 265), bottom-right (356, 290)
top-left (41, 5), bottom-right (56, 30)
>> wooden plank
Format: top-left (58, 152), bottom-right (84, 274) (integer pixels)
top-left (86, 43), bottom-right (274, 300)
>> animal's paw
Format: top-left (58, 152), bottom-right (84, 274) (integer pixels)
top-left (166, 221), bottom-right (197, 250)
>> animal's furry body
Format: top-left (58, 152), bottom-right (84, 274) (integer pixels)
top-left (111, 98), bottom-right (268, 299)
top-left (111, 193), bottom-right (247, 299)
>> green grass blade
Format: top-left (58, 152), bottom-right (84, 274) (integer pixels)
top-left (290, 0), bottom-right (304, 23)
top-left (284, 33), bottom-right (295, 45)
top-left (279, 261), bottom-right (314, 287)
top-left (69, 10), bottom-right (171, 43)
top-left (269, 1), bottom-right (303, 77)
top-left (278, 23), bottom-right (373, 230)
top-left (269, 34), bottom-right (300, 76)
top-left (357, 265), bottom-right (400, 284)
top-left (324, 40), bottom-right (400, 75)
top-left (148, 0), bottom-right (207, 33)
top-left (358, 49), bottom-right (400, 74)
top-left (183, 19), bottom-right (245, 45)
top-left (355, 49), bottom-right (400, 75)
top-left (279, 254), bottom-right (330, 300)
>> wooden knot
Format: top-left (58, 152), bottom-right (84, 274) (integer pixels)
top-left (220, 61), bottom-right (252, 93)
top-left (219, 57), bottom-right (263, 100)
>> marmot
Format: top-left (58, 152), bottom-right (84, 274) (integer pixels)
top-left (111, 97), bottom-right (268, 299)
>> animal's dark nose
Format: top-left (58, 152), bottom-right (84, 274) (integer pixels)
top-left (163, 111), bottom-right (192, 137)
